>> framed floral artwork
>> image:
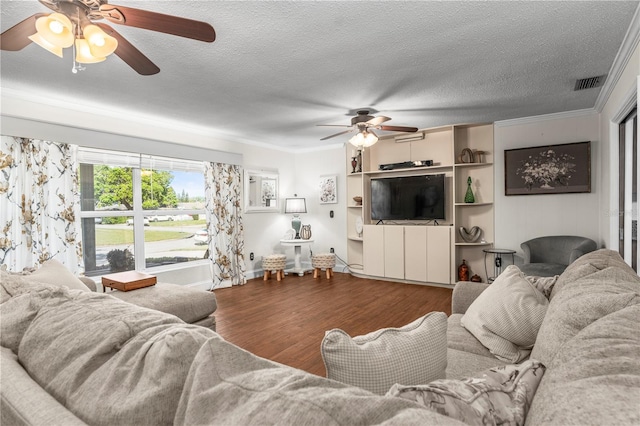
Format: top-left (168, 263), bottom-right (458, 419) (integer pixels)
top-left (319, 175), bottom-right (338, 204)
top-left (505, 141), bottom-right (591, 196)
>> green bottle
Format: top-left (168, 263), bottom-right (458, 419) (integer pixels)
top-left (464, 176), bottom-right (475, 203)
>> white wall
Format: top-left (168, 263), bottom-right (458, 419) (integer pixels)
top-left (240, 144), bottom-right (348, 276)
top-left (292, 146), bottom-right (348, 270)
top-left (494, 111), bottom-right (601, 263)
top-left (240, 144), bottom-right (296, 277)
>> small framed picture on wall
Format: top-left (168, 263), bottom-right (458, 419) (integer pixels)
top-left (319, 175), bottom-right (338, 204)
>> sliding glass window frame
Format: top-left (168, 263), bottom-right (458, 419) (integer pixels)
top-left (78, 148), bottom-right (207, 276)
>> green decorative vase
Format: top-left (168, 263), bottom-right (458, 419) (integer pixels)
top-left (464, 177), bottom-right (475, 203)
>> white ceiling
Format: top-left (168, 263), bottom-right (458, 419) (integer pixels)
top-left (1, 1), bottom-right (638, 150)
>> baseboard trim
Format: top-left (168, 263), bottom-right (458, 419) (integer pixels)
top-left (347, 271), bottom-right (455, 289)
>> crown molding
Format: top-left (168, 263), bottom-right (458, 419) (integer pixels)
top-left (1, 87), bottom-right (343, 154)
top-left (595, 3), bottom-right (640, 112)
top-left (0, 87), bottom-right (231, 140)
top-left (494, 108), bottom-right (597, 128)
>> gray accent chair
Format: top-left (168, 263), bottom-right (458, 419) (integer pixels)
top-left (519, 235), bottom-right (597, 277)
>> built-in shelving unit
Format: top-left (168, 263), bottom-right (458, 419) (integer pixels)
top-left (345, 122), bottom-right (494, 285)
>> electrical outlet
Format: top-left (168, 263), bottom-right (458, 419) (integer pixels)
top-left (330, 248), bottom-right (334, 253)
top-left (250, 252), bottom-right (254, 261)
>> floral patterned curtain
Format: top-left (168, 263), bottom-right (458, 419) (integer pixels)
top-left (204, 162), bottom-right (246, 289)
top-left (0, 136), bottom-right (82, 273)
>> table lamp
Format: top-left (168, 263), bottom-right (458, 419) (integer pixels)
top-left (284, 197), bottom-right (307, 239)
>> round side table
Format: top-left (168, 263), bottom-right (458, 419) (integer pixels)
top-left (280, 239), bottom-right (314, 276)
top-left (483, 248), bottom-right (516, 283)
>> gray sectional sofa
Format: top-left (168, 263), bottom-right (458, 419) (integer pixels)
top-left (80, 277), bottom-right (218, 331)
top-left (447, 249), bottom-right (640, 424)
top-left (1, 249), bottom-right (639, 425)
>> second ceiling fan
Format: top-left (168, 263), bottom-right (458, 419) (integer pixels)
top-left (318, 110), bottom-right (419, 147)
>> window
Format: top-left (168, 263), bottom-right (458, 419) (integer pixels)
top-left (78, 149), bottom-right (207, 276)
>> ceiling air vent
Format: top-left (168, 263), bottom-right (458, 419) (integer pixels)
top-left (574, 74), bottom-right (607, 91)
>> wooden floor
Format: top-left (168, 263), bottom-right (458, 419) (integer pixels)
top-left (212, 272), bottom-right (452, 377)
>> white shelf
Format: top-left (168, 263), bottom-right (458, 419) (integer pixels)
top-left (363, 165), bottom-right (453, 176)
top-left (348, 236), bottom-right (363, 242)
top-left (454, 202), bottom-right (493, 207)
top-left (455, 241), bottom-right (493, 246)
top-left (454, 162), bottom-right (493, 168)
top-left (348, 205), bottom-right (363, 209)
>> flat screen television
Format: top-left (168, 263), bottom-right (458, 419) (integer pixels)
top-left (370, 174), bottom-right (445, 221)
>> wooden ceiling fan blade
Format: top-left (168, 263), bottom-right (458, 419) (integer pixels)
top-left (0, 14), bottom-right (46, 51)
top-left (99, 4), bottom-right (215, 42)
top-left (321, 129), bottom-right (352, 141)
top-left (366, 116), bottom-right (391, 126)
top-left (96, 23), bottom-right (160, 75)
top-left (378, 125), bottom-right (419, 132)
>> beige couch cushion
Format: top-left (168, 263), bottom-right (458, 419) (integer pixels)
top-left (0, 271), bottom-right (70, 352)
top-left (531, 265), bottom-right (640, 365)
top-left (447, 314), bottom-right (496, 359)
top-left (321, 312), bottom-right (448, 395)
top-left (527, 304), bottom-right (640, 426)
top-left (461, 265), bottom-right (548, 363)
top-left (551, 248), bottom-right (638, 299)
top-left (108, 283), bottom-right (217, 324)
top-left (12, 287), bottom-right (216, 426)
top-left (175, 333), bottom-right (465, 425)
top-left (446, 348), bottom-right (508, 380)
top-left (0, 347), bottom-right (87, 426)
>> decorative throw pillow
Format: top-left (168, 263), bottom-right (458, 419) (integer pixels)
top-left (28, 259), bottom-right (90, 292)
top-left (321, 312), bottom-right (447, 395)
top-left (461, 265), bottom-right (549, 362)
top-left (387, 359), bottom-right (546, 426)
top-left (525, 275), bottom-right (559, 299)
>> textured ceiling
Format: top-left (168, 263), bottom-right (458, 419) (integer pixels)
top-left (1, 1), bottom-right (638, 149)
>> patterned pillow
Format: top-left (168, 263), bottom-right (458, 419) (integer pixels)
top-left (387, 360), bottom-right (546, 426)
top-left (525, 275), bottom-right (559, 299)
top-left (461, 265), bottom-right (549, 362)
top-left (321, 312), bottom-right (447, 395)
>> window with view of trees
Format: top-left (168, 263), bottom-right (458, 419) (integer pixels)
top-left (78, 149), bottom-right (207, 276)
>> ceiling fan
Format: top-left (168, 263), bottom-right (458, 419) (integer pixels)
top-left (0, 0), bottom-right (215, 75)
top-left (318, 110), bottom-right (419, 147)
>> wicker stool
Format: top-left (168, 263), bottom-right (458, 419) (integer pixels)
top-left (263, 254), bottom-right (287, 282)
top-left (312, 253), bottom-right (336, 279)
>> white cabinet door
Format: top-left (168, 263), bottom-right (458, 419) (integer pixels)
top-left (427, 226), bottom-right (451, 284)
top-left (404, 226), bottom-right (427, 281)
top-left (363, 225), bottom-right (385, 277)
top-left (384, 226), bottom-right (405, 279)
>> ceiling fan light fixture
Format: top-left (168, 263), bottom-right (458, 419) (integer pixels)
top-left (28, 32), bottom-right (63, 57)
top-left (75, 38), bottom-right (106, 63)
top-left (35, 13), bottom-right (74, 48)
top-left (349, 131), bottom-right (378, 148)
top-left (83, 24), bottom-right (118, 57)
